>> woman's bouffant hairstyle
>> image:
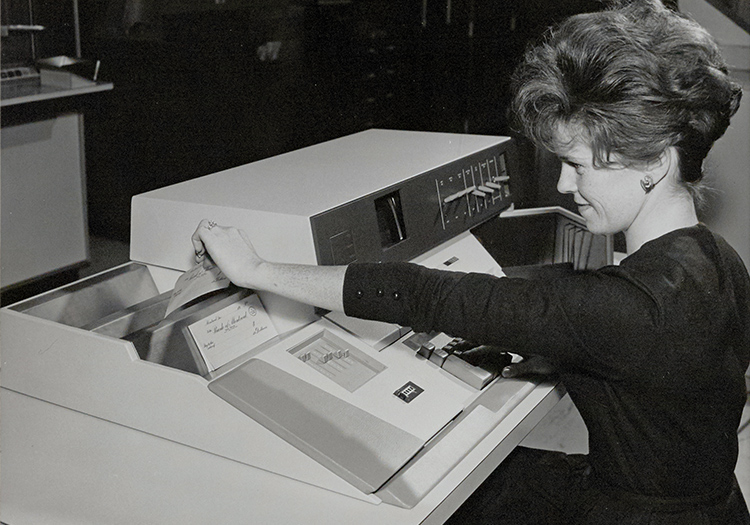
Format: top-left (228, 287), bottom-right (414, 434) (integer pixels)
top-left (511, 0), bottom-right (742, 196)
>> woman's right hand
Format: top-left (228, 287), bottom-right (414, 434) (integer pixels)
top-left (191, 220), bottom-right (264, 288)
top-left (191, 219), bottom-right (347, 311)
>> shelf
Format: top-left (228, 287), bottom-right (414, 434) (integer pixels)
top-left (1, 80), bottom-right (113, 107)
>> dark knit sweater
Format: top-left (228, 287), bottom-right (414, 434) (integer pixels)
top-left (344, 224), bottom-right (750, 503)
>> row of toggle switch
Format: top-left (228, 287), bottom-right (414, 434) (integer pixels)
top-left (415, 338), bottom-right (497, 390)
top-left (442, 175), bottom-right (510, 204)
top-left (299, 348), bottom-right (350, 364)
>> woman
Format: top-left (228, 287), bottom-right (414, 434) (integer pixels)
top-left (192, 0), bottom-right (749, 522)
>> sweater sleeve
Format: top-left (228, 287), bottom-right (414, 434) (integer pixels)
top-left (343, 261), bottom-right (663, 378)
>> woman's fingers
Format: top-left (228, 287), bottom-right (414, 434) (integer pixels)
top-left (501, 355), bottom-right (557, 378)
top-left (192, 219), bottom-right (221, 261)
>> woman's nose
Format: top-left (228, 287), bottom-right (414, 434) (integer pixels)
top-left (557, 164), bottom-right (577, 195)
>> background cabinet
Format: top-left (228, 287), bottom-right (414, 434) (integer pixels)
top-left (1, 113), bottom-right (88, 288)
top-left (1, 0), bottom-right (112, 301)
top-left (78, 0), bottom-right (602, 242)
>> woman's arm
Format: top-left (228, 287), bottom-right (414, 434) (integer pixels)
top-left (192, 220), bottom-right (557, 378)
top-left (191, 220), bottom-right (347, 312)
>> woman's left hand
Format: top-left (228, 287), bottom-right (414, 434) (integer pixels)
top-left (501, 355), bottom-right (557, 378)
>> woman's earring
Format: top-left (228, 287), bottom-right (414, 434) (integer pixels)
top-left (640, 172), bottom-right (669, 194)
top-left (640, 175), bottom-right (655, 193)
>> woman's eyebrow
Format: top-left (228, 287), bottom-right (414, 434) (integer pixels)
top-left (558, 154), bottom-right (581, 164)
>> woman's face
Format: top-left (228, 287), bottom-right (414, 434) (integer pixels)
top-left (555, 139), bottom-right (646, 236)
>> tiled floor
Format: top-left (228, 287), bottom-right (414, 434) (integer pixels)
top-left (86, 235), bottom-right (750, 505)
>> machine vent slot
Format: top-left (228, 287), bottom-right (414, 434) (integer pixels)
top-left (330, 230), bottom-right (357, 264)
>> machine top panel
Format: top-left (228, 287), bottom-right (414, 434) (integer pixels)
top-left (136, 129), bottom-right (509, 218)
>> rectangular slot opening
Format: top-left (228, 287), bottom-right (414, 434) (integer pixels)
top-left (10, 263), bottom-right (160, 328)
top-left (375, 190), bottom-right (407, 249)
top-left (8, 262), bottom-right (260, 376)
top-left (119, 288), bottom-right (254, 376)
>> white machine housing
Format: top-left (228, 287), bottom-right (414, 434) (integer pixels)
top-left (1, 130), bottom-right (610, 525)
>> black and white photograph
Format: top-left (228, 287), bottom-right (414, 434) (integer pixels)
top-left (1, 0), bottom-right (749, 523)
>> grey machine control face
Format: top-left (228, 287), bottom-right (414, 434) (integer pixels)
top-left (311, 142), bottom-right (516, 266)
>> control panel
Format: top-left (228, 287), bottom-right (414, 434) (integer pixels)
top-left (436, 153), bottom-right (511, 230)
top-left (311, 140), bottom-right (517, 266)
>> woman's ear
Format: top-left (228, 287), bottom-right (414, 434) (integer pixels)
top-left (647, 147), bottom-right (678, 179)
top-left (640, 147), bottom-right (677, 194)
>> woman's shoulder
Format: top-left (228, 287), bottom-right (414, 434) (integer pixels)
top-left (618, 224), bottom-right (749, 292)
top-left (627, 224), bottom-right (740, 263)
